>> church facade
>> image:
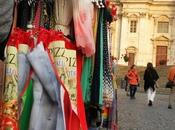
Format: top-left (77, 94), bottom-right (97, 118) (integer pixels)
top-left (111, 0), bottom-right (175, 66)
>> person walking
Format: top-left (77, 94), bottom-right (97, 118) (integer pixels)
top-left (127, 65), bottom-right (139, 99)
top-left (143, 62), bottom-right (159, 106)
top-left (167, 65), bottom-right (175, 109)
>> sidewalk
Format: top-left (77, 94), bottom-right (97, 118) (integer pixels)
top-left (117, 89), bottom-right (175, 130)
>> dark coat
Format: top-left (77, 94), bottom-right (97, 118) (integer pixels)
top-left (143, 68), bottom-right (159, 92)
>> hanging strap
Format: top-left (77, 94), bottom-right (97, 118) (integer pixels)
top-left (33, 0), bottom-right (41, 29)
top-left (19, 70), bottom-right (33, 98)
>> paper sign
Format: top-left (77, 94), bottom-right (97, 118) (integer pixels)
top-left (1, 46), bottom-right (19, 130)
top-left (48, 41), bottom-right (77, 113)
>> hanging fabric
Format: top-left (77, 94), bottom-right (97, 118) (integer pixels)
top-left (81, 57), bottom-right (93, 103)
top-left (48, 30), bottom-right (88, 130)
top-left (17, 0), bottom-right (31, 30)
top-left (40, 0), bottom-right (55, 29)
top-left (90, 8), bottom-right (104, 106)
top-left (72, 0), bottom-right (95, 57)
top-left (27, 42), bottom-right (65, 130)
top-left (102, 8), bottom-right (114, 107)
top-left (54, 0), bottom-right (73, 35)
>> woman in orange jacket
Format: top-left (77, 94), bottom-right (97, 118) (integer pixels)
top-left (127, 65), bottom-right (139, 99)
top-left (167, 66), bottom-right (175, 109)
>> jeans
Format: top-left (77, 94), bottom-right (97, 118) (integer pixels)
top-left (27, 43), bottom-right (65, 130)
top-left (129, 85), bottom-right (137, 98)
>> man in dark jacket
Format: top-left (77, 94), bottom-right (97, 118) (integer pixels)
top-left (144, 62), bottom-right (159, 106)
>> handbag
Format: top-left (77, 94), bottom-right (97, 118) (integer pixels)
top-left (165, 81), bottom-right (175, 89)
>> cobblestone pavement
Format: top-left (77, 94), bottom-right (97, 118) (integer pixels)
top-left (118, 89), bottom-right (175, 130)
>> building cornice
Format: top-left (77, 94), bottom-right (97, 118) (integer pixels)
top-left (120, 0), bottom-right (175, 6)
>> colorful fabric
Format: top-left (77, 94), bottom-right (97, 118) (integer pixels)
top-left (17, 0), bottom-right (31, 30)
top-left (55, 0), bottom-right (73, 35)
top-left (48, 31), bottom-right (88, 130)
top-left (91, 8), bottom-right (104, 106)
top-left (72, 0), bottom-right (95, 57)
top-left (102, 8), bottom-right (114, 106)
top-left (81, 57), bottom-right (93, 103)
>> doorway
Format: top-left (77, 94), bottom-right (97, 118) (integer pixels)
top-left (156, 46), bottom-right (167, 66)
top-left (128, 53), bottom-right (135, 66)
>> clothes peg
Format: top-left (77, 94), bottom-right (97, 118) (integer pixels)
top-left (99, 0), bottom-right (105, 8)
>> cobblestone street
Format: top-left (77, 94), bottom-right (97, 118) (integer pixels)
top-left (118, 89), bottom-right (175, 130)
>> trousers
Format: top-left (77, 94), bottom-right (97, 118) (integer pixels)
top-left (147, 88), bottom-right (156, 102)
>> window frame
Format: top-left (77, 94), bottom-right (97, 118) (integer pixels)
top-left (130, 20), bottom-right (137, 33)
top-left (157, 21), bottom-right (169, 33)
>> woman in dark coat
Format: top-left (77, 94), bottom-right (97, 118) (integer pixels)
top-left (144, 62), bottom-right (159, 106)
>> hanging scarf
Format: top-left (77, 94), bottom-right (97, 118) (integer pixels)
top-left (72, 0), bottom-right (95, 57)
top-left (81, 57), bottom-right (93, 103)
top-left (91, 8), bottom-right (104, 106)
top-left (81, 7), bottom-right (99, 103)
top-left (102, 8), bottom-right (114, 106)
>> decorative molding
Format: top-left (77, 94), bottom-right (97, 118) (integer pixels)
top-left (153, 16), bottom-right (158, 25)
top-left (117, 13), bottom-right (123, 19)
top-left (139, 12), bottom-right (147, 18)
top-left (169, 17), bottom-right (174, 25)
top-left (122, 11), bottom-right (129, 17)
top-left (148, 13), bottom-right (153, 19)
top-left (126, 46), bottom-right (137, 53)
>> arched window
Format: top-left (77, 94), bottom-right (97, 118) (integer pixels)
top-left (129, 14), bottom-right (138, 33)
top-left (157, 15), bottom-right (169, 33)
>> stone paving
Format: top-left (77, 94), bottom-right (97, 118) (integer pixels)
top-left (118, 89), bottom-right (175, 130)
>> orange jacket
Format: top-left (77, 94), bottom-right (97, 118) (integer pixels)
top-left (127, 69), bottom-right (139, 86)
top-left (168, 66), bottom-right (175, 81)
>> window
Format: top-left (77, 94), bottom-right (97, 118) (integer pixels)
top-left (130, 20), bottom-right (137, 33)
top-left (157, 22), bottom-right (169, 33)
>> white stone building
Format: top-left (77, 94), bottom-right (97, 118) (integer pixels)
top-left (111, 0), bottom-right (175, 66)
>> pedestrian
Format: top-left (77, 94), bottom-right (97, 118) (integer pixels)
top-left (127, 64), bottom-right (139, 99)
top-left (167, 65), bottom-right (175, 109)
top-left (143, 62), bottom-right (159, 106)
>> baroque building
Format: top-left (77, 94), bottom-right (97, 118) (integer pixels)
top-left (111, 0), bottom-right (175, 66)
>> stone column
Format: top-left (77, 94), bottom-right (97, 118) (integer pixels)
top-left (118, 12), bottom-right (129, 65)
